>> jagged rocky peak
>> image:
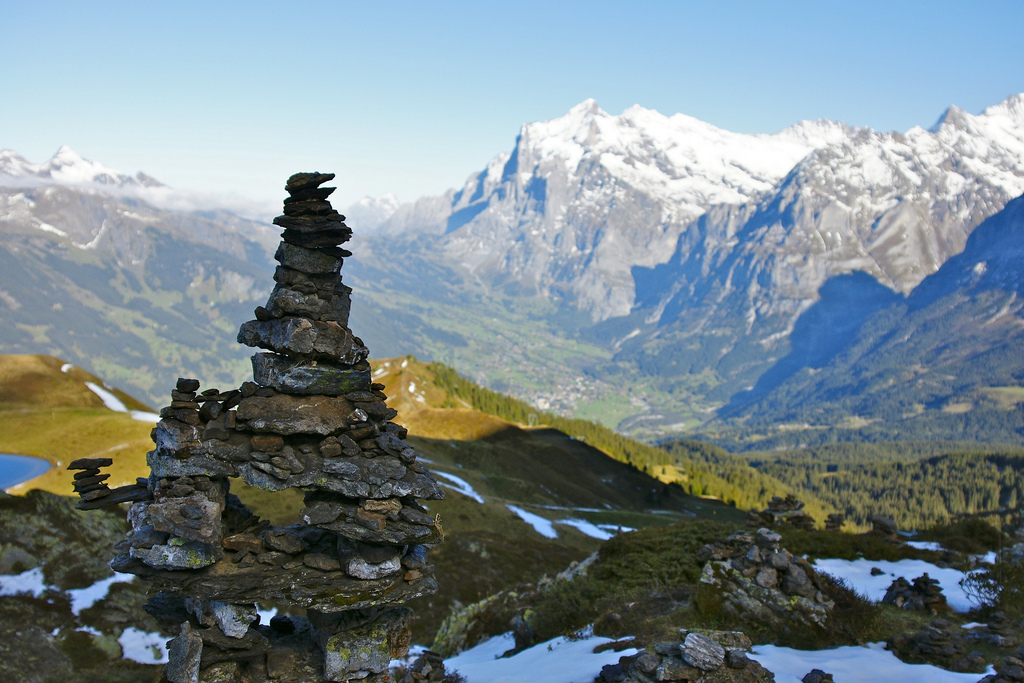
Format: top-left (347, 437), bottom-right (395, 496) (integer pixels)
top-left (69, 171), bottom-right (445, 683)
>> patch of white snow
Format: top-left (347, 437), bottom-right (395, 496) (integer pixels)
top-left (68, 573), bottom-right (134, 615)
top-left (433, 471), bottom-right (484, 504)
top-left (0, 567), bottom-right (47, 598)
top-left (555, 518), bottom-right (613, 540)
top-left (84, 381), bottom-right (128, 412)
top-left (118, 627), bottom-right (169, 664)
top-left (444, 631), bottom-right (639, 683)
top-left (506, 505), bottom-right (558, 539)
top-left (906, 541), bottom-right (944, 552)
top-left (813, 558), bottom-right (982, 611)
top-left (750, 642), bottom-right (992, 683)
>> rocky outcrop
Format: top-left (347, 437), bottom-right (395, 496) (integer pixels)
top-left (70, 172), bottom-right (443, 683)
top-left (597, 629), bottom-right (774, 682)
top-left (696, 528), bottom-right (834, 633)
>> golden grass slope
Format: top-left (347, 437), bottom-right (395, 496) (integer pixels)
top-left (0, 355), bottom-right (153, 495)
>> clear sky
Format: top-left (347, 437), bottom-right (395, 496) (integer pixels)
top-left (2, 1), bottom-right (1023, 210)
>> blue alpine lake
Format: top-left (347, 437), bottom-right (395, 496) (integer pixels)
top-left (0, 453), bottom-right (52, 489)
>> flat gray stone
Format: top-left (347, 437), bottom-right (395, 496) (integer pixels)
top-left (347, 555), bottom-right (401, 580)
top-left (251, 352), bottom-right (370, 395)
top-left (682, 632), bottom-right (725, 671)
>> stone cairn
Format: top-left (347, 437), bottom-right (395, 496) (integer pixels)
top-left (868, 514), bottom-right (899, 537)
top-left (696, 528), bottom-right (835, 632)
top-left (966, 611), bottom-right (1020, 649)
top-left (597, 629), bottom-right (773, 683)
top-left (979, 648), bottom-right (1024, 683)
top-left (881, 573), bottom-right (948, 612)
top-left (69, 172), bottom-right (445, 683)
top-left (746, 495), bottom-right (815, 531)
top-left (886, 619), bottom-right (985, 673)
top-left (824, 514), bottom-right (844, 533)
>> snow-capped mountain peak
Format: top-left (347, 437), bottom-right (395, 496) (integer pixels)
top-left (379, 93), bottom-right (1024, 322)
top-left (39, 145), bottom-right (130, 185)
top-left (0, 145), bottom-right (147, 189)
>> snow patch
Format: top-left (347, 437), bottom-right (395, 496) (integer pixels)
top-left (443, 632), bottom-right (639, 683)
top-left (0, 567), bottom-right (47, 598)
top-left (813, 557), bottom-right (983, 612)
top-left (554, 518), bottom-right (613, 540)
top-left (506, 505), bottom-right (558, 539)
top-left (85, 381), bottom-right (128, 412)
top-left (750, 642), bottom-right (992, 683)
top-left (60, 363), bottom-right (73, 373)
top-left (905, 541), bottom-right (944, 552)
top-left (118, 626), bottom-right (169, 664)
top-left (433, 471), bottom-right (484, 503)
top-left (68, 573), bottom-right (134, 615)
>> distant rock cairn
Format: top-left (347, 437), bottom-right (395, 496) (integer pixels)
top-left (69, 172), bottom-right (445, 683)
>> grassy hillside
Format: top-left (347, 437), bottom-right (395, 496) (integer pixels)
top-left (0, 355), bottom-right (153, 495)
top-left (0, 353), bottom-right (749, 642)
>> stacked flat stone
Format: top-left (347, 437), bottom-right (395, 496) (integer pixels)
top-left (70, 172), bottom-right (444, 683)
top-left (746, 494), bottom-right (815, 531)
top-left (881, 573), bottom-right (948, 612)
top-left (979, 650), bottom-right (1024, 683)
top-left (824, 513), bottom-right (844, 532)
top-left (68, 457), bottom-right (151, 509)
top-left (597, 629), bottom-right (773, 683)
top-left (869, 514), bottom-right (899, 536)
top-left (966, 611), bottom-right (1019, 648)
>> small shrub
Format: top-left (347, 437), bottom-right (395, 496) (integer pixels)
top-left (961, 557), bottom-right (1024, 619)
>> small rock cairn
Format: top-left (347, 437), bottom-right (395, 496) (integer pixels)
top-left (979, 648), bottom-right (1024, 683)
top-left (746, 495), bottom-right (815, 531)
top-left (824, 513), bottom-right (844, 532)
top-left (881, 573), bottom-right (947, 612)
top-left (696, 528), bottom-right (835, 632)
top-left (70, 172), bottom-right (445, 683)
top-left (887, 618), bottom-right (985, 673)
top-left (597, 630), bottom-right (773, 683)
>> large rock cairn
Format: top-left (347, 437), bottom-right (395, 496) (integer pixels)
top-left (597, 629), bottom-right (774, 683)
top-left (696, 528), bottom-right (835, 633)
top-left (70, 172), bottom-right (445, 683)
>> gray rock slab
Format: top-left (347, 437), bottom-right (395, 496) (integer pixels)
top-left (252, 352), bottom-right (370, 395)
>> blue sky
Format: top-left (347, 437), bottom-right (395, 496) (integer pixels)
top-left (2, 1), bottom-right (1022, 209)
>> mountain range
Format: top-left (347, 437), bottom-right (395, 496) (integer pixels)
top-left (2, 93), bottom-right (1024, 445)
